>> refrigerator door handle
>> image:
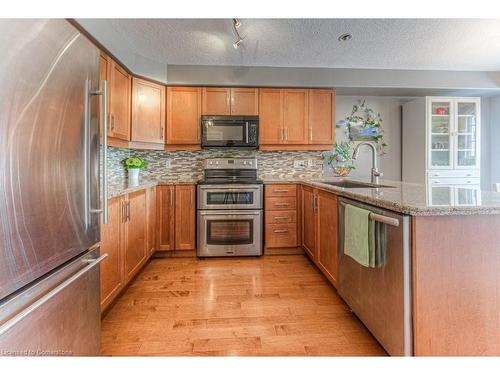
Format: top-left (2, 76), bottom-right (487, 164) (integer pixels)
top-left (90, 80), bottom-right (108, 224)
top-left (0, 253), bottom-right (108, 337)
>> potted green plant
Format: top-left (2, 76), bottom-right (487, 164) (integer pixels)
top-left (122, 156), bottom-right (147, 183)
top-left (327, 142), bottom-right (356, 177)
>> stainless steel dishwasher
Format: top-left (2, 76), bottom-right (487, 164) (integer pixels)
top-left (337, 197), bottom-right (412, 356)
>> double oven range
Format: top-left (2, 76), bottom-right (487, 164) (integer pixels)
top-left (197, 158), bottom-right (263, 257)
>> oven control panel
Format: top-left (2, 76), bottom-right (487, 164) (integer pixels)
top-left (204, 158), bottom-right (257, 170)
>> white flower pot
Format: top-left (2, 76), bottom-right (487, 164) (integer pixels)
top-left (128, 168), bottom-right (140, 185)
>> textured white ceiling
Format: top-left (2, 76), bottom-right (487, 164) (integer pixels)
top-left (90, 19), bottom-right (500, 71)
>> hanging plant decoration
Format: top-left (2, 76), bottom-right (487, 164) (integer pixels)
top-left (336, 99), bottom-right (388, 155)
top-left (326, 141), bottom-right (356, 177)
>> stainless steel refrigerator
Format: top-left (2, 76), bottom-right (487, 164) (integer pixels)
top-left (0, 19), bottom-right (109, 356)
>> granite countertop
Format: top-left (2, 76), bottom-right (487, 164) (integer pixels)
top-left (108, 176), bottom-right (500, 216)
top-left (263, 176), bottom-right (500, 216)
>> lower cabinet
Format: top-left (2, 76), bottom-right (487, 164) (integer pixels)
top-left (156, 184), bottom-right (196, 252)
top-left (301, 186), bottom-right (338, 286)
top-left (100, 188), bottom-right (151, 312)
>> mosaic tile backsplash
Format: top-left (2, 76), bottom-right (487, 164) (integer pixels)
top-left (107, 146), bottom-right (329, 184)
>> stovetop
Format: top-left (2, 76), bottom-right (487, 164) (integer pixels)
top-left (199, 157), bottom-right (261, 185)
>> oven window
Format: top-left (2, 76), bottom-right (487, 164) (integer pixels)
top-left (207, 192), bottom-right (254, 205)
top-left (206, 123), bottom-right (244, 142)
top-left (207, 220), bottom-right (254, 245)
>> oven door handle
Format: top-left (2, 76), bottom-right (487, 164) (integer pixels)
top-left (199, 210), bottom-right (262, 216)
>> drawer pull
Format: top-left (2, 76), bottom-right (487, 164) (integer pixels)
top-left (273, 216), bottom-right (288, 220)
top-left (273, 229), bottom-right (289, 233)
top-left (274, 203), bottom-right (290, 206)
top-left (273, 189), bottom-right (290, 193)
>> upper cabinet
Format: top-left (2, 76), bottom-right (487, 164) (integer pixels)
top-left (202, 87), bottom-right (259, 116)
top-left (130, 77), bottom-right (166, 149)
top-left (166, 86), bottom-right (202, 148)
top-left (259, 88), bottom-right (335, 150)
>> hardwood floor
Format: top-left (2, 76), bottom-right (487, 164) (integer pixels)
top-left (101, 255), bottom-right (386, 356)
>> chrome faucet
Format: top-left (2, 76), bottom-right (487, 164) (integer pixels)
top-left (352, 142), bottom-right (383, 185)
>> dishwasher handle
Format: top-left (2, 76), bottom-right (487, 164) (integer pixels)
top-left (339, 201), bottom-right (400, 227)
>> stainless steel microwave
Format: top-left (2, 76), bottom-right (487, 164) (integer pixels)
top-left (201, 115), bottom-right (259, 148)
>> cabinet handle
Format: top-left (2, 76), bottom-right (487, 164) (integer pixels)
top-left (110, 113), bottom-right (115, 131)
top-left (274, 203), bottom-right (290, 207)
top-left (309, 128), bottom-right (313, 141)
top-left (273, 229), bottom-right (289, 234)
top-left (273, 216), bottom-right (288, 220)
top-left (122, 201), bottom-right (126, 223)
top-left (126, 201), bottom-right (130, 221)
top-left (227, 93), bottom-right (231, 112)
top-left (160, 126), bottom-right (164, 140)
top-left (313, 193), bottom-right (318, 212)
top-left (280, 128), bottom-right (284, 142)
top-left (170, 188), bottom-right (174, 208)
top-left (273, 189), bottom-right (290, 193)
top-left (285, 128), bottom-right (288, 142)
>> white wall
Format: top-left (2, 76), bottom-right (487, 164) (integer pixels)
top-left (335, 96), bottom-right (406, 182)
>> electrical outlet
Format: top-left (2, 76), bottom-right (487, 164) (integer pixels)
top-left (307, 159), bottom-right (314, 168)
top-left (293, 160), bottom-right (306, 168)
top-left (165, 160), bottom-right (171, 168)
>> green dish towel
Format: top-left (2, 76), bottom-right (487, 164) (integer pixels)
top-left (344, 204), bottom-right (370, 267)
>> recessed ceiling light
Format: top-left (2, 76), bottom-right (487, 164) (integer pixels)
top-left (338, 33), bottom-right (352, 42)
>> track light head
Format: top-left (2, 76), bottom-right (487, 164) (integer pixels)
top-left (233, 38), bottom-right (243, 49)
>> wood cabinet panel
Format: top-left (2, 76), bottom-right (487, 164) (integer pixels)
top-left (230, 88), bottom-right (259, 115)
top-left (108, 60), bottom-right (131, 141)
top-left (259, 88), bottom-right (283, 144)
top-left (146, 186), bottom-right (157, 256)
top-left (265, 196), bottom-right (297, 211)
top-left (283, 89), bottom-right (309, 144)
top-left (308, 89), bottom-right (335, 145)
top-left (131, 78), bottom-right (165, 145)
top-left (265, 223), bottom-right (298, 248)
top-left (174, 185), bottom-right (196, 250)
top-left (265, 210), bottom-right (296, 225)
top-left (202, 87), bottom-right (231, 115)
top-left (100, 196), bottom-right (124, 311)
top-left (301, 186), bottom-right (317, 260)
top-left (265, 184), bottom-right (297, 197)
top-left (316, 190), bottom-right (338, 286)
top-left (125, 190), bottom-right (147, 281)
top-left (167, 87), bottom-right (202, 145)
top-left (156, 185), bottom-right (175, 250)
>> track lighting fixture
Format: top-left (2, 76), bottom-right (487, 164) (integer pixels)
top-left (232, 18), bottom-right (244, 49)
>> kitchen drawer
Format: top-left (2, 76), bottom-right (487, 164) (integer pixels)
top-left (265, 223), bottom-right (297, 248)
top-left (428, 177), bottom-right (480, 186)
top-left (265, 196), bottom-right (297, 211)
top-left (265, 184), bottom-right (297, 197)
top-left (427, 170), bottom-right (480, 178)
top-left (265, 210), bottom-right (296, 224)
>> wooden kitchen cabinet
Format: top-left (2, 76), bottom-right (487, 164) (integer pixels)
top-left (202, 87), bottom-right (259, 116)
top-left (259, 88), bottom-right (284, 145)
top-left (259, 88), bottom-right (335, 150)
top-left (131, 77), bottom-right (166, 148)
top-left (174, 185), bottom-right (196, 250)
top-left (316, 190), bottom-right (338, 285)
top-left (308, 89), bottom-right (335, 145)
top-left (156, 185), bottom-right (175, 250)
top-left (264, 184), bottom-right (298, 250)
top-left (108, 59), bottom-right (131, 143)
top-left (99, 188), bottom-right (153, 312)
top-left (156, 184), bottom-right (196, 252)
top-left (166, 86), bottom-right (202, 148)
top-left (100, 196), bottom-right (124, 311)
top-left (283, 89), bottom-right (309, 144)
top-left (301, 185), bottom-right (317, 259)
top-left (124, 190), bottom-right (147, 281)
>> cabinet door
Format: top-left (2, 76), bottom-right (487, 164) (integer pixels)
top-left (316, 191), bottom-right (338, 286)
top-left (454, 99), bottom-right (480, 169)
top-left (283, 89), bottom-right (308, 144)
top-left (202, 87), bottom-right (231, 115)
top-left (125, 190), bottom-right (147, 280)
top-left (167, 87), bottom-right (202, 145)
top-left (428, 98), bottom-right (453, 169)
top-left (146, 186), bottom-right (157, 256)
top-left (175, 185), bottom-right (196, 250)
top-left (230, 88), bottom-right (259, 115)
top-left (259, 88), bottom-right (283, 144)
top-left (301, 186), bottom-right (317, 260)
top-left (108, 61), bottom-right (131, 141)
top-left (309, 89), bottom-right (335, 145)
top-left (156, 185), bottom-right (175, 250)
top-left (131, 78), bottom-right (166, 145)
top-left (100, 196), bottom-right (124, 311)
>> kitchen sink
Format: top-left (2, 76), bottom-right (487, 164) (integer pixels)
top-left (319, 180), bottom-right (395, 189)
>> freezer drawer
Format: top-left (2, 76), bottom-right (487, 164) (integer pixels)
top-left (0, 248), bottom-right (106, 356)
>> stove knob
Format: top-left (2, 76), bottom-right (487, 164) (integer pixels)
top-left (215, 161), bottom-right (219, 165)
top-left (243, 161), bottom-right (247, 165)
top-left (248, 161), bottom-right (253, 165)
